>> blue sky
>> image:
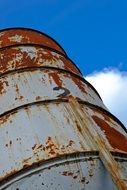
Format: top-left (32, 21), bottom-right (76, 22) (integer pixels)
top-left (0, 0), bottom-right (127, 75)
top-left (0, 0), bottom-right (127, 126)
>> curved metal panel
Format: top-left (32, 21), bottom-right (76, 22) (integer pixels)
top-left (1, 153), bottom-right (124, 190)
top-left (0, 46), bottom-right (81, 76)
top-left (0, 102), bottom-right (126, 184)
top-left (0, 28), bottom-right (65, 54)
top-left (0, 69), bottom-right (107, 115)
top-left (81, 104), bottom-right (127, 153)
top-left (0, 28), bottom-right (127, 189)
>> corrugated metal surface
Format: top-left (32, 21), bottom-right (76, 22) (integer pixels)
top-left (0, 28), bottom-right (127, 189)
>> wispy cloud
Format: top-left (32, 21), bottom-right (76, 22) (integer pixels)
top-left (85, 68), bottom-right (127, 127)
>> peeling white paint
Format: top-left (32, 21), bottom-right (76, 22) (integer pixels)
top-left (19, 46), bottom-right (38, 59)
top-left (8, 35), bottom-right (24, 43)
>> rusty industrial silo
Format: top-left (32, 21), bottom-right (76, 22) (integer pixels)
top-left (0, 28), bottom-right (127, 190)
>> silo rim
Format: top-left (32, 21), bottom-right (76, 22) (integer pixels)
top-left (0, 27), bottom-right (67, 56)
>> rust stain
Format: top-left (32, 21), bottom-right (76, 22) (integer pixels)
top-left (23, 164), bottom-right (30, 169)
top-left (75, 119), bottom-right (82, 133)
top-left (62, 171), bottom-right (74, 176)
top-left (15, 84), bottom-right (19, 94)
top-left (38, 50), bottom-right (56, 62)
top-left (15, 95), bottom-right (24, 100)
top-left (14, 84), bottom-right (24, 100)
top-left (61, 170), bottom-right (80, 180)
top-left (24, 107), bottom-right (31, 116)
top-left (60, 56), bottom-right (80, 75)
top-left (48, 70), bottom-right (63, 86)
top-left (101, 112), bottom-right (111, 122)
top-left (71, 75), bottom-right (87, 94)
top-left (0, 47), bottom-right (80, 75)
top-left (92, 115), bottom-right (127, 153)
top-left (0, 169), bottom-right (17, 182)
top-left (32, 144), bottom-right (44, 151)
top-left (66, 140), bottom-right (75, 147)
top-left (0, 80), bottom-right (9, 94)
top-left (45, 136), bottom-right (59, 156)
top-left (77, 125), bottom-right (82, 133)
top-left (35, 96), bottom-right (41, 101)
top-left (19, 95), bottom-right (24, 100)
top-left (0, 113), bottom-right (12, 124)
top-left (0, 29), bottom-right (65, 54)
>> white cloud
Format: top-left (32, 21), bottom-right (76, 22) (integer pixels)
top-left (85, 68), bottom-right (127, 127)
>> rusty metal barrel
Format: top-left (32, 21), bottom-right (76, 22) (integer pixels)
top-left (0, 28), bottom-right (127, 190)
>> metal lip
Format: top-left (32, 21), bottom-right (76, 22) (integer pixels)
top-left (0, 151), bottom-right (99, 189)
top-left (0, 43), bottom-right (83, 76)
top-left (0, 99), bottom-right (126, 133)
top-left (0, 150), bottom-right (126, 189)
top-left (0, 27), bottom-right (67, 56)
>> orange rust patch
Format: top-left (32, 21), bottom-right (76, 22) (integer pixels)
top-left (48, 71), bottom-right (63, 86)
top-left (92, 115), bottom-right (127, 152)
top-left (22, 157), bottom-right (32, 169)
top-left (0, 114), bottom-right (12, 124)
top-left (0, 169), bottom-right (17, 182)
top-left (0, 45), bottom-right (81, 76)
top-left (75, 119), bottom-right (82, 133)
top-left (0, 80), bottom-right (8, 94)
top-left (23, 164), bottom-right (30, 169)
top-left (61, 171), bottom-right (79, 180)
top-left (62, 171), bottom-right (73, 176)
top-left (71, 75), bottom-right (87, 94)
top-left (37, 50), bottom-right (55, 62)
top-left (77, 124), bottom-right (82, 133)
top-left (45, 136), bottom-right (59, 156)
top-left (15, 84), bottom-right (19, 94)
top-left (15, 95), bottom-right (24, 100)
top-left (101, 113), bottom-right (111, 122)
top-left (14, 84), bottom-right (24, 100)
top-left (60, 56), bottom-right (80, 75)
top-left (19, 95), bottom-right (24, 100)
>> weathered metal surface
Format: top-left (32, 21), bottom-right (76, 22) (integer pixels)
top-left (0, 102), bottom-right (126, 186)
top-left (69, 97), bottom-right (127, 190)
top-left (0, 46), bottom-right (81, 76)
top-left (0, 69), bottom-right (107, 115)
top-left (0, 28), bottom-right (65, 54)
top-left (0, 28), bottom-right (127, 189)
top-left (2, 153), bottom-right (126, 190)
top-left (81, 104), bottom-right (127, 153)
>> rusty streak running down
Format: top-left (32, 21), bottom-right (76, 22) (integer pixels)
top-left (0, 28), bottom-right (127, 190)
